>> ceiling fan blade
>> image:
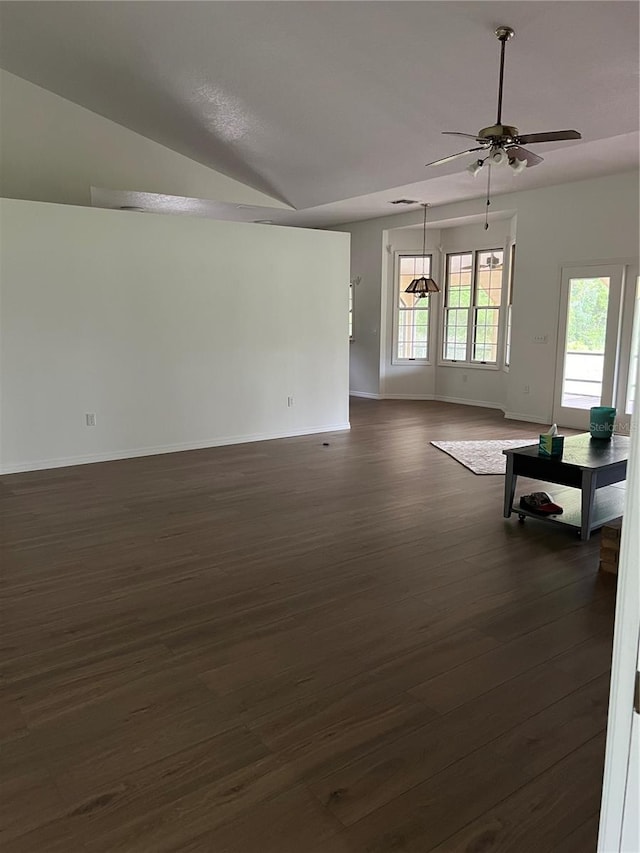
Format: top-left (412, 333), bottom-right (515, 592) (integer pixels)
top-left (508, 145), bottom-right (543, 167)
top-left (425, 146), bottom-right (487, 168)
top-left (442, 132), bottom-right (480, 140)
top-left (517, 130), bottom-right (582, 144)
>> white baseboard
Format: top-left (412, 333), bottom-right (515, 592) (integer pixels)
top-left (434, 395), bottom-right (503, 409)
top-left (503, 411), bottom-right (550, 425)
top-left (0, 422), bottom-right (352, 475)
top-left (349, 390), bottom-right (382, 399)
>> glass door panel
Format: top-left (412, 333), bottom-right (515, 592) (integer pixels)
top-left (554, 265), bottom-right (624, 430)
top-left (561, 277), bottom-right (609, 410)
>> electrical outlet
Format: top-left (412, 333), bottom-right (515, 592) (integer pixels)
top-left (85, 413), bottom-right (97, 426)
top-left (523, 385), bottom-right (530, 395)
top-left (462, 374), bottom-right (468, 383)
top-left (533, 334), bottom-right (548, 344)
top-left (287, 396), bottom-right (294, 407)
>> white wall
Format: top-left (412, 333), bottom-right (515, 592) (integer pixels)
top-left (336, 171), bottom-right (639, 421)
top-left (0, 200), bottom-right (350, 473)
top-left (505, 174), bottom-right (639, 422)
top-left (0, 70), bottom-right (287, 209)
top-left (340, 219), bottom-right (384, 397)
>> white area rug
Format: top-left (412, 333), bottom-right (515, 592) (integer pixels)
top-left (431, 439), bottom-right (538, 475)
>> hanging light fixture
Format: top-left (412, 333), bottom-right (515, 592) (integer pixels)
top-left (405, 203), bottom-right (439, 296)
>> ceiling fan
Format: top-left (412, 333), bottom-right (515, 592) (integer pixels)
top-left (426, 26), bottom-right (582, 174)
top-left (462, 253), bottom-right (502, 271)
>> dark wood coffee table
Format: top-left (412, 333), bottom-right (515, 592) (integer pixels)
top-left (503, 433), bottom-right (629, 540)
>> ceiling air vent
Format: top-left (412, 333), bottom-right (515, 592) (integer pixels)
top-left (389, 199), bottom-right (420, 205)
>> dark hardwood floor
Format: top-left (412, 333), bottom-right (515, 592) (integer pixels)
top-left (0, 399), bottom-right (615, 852)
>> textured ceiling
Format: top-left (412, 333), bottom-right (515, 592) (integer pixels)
top-left (1, 1), bottom-right (638, 226)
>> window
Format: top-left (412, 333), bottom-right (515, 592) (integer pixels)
top-left (394, 255), bottom-right (433, 362)
top-left (443, 252), bottom-right (472, 361)
top-left (505, 244), bottom-right (515, 368)
top-left (442, 249), bottom-right (504, 365)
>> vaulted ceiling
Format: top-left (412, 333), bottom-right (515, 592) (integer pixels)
top-left (1, 1), bottom-right (638, 226)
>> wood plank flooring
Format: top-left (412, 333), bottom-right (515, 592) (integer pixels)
top-left (0, 399), bottom-right (615, 852)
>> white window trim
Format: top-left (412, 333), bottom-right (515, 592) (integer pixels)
top-left (392, 251), bottom-right (436, 366)
top-left (438, 247), bottom-right (507, 370)
top-left (503, 241), bottom-right (516, 373)
top-left (439, 360), bottom-right (502, 372)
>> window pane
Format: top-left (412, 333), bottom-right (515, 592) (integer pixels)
top-left (399, 256), bottom-right (431, 307)
top-left (473, 343), bottom-right (498, 362)
top-left (399, 289), bottom-right (417, 309)
top-left (445, 342), bottom-right (467, 360)
top-left (396, 302), bottom-right (429, 360)
top-left (473, 307), bottom-right (499, 362)
top-left (444, 307), bottom-right (468, 360)
top-left (448, 283), bottom-right (472, 308)
top-left (477, 251), bottom-right (504, 271)
top-left (561, 277), bottom-right (610, 408)
top-left (448, 253), bottom-right (472, 275)
top-left (400, 255), bottom-right (431, 276)
top-left (475, 250), bottom-right (504, 308)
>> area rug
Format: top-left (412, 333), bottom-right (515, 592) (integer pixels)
top-left (430, 438), bottom-right (537, 475)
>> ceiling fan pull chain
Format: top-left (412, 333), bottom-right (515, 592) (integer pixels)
top-left (485, 163), bottom-right (492, 230)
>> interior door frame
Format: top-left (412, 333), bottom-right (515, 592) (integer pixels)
top-left (553, 263), bottom-right (625, 430)
top-left (598, 413), bottom-right (640, 851)
top-left (615, 268), bottom-right (640, 426)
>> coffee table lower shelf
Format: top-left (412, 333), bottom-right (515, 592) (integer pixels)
top-left (512, 483), bottom-right (626, 537)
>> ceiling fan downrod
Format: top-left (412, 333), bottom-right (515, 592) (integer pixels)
top-left (495, 26), bottom-right (515, 127)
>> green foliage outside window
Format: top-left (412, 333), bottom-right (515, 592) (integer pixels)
top-left (566, 278), bottom-right (609, 352)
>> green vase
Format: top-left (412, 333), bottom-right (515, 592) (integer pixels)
top-left (589, 406), bottom-right (616, 440)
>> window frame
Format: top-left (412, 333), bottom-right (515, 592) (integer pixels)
top-left (439, 247), bottom-right (506, 369)
top-left (504, 243), bottom-right (515, 370)
top-left (392, 251), bottom-right (436, 366)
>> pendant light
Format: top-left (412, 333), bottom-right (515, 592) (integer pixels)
top-left (405, 203), bottom-right (439, 296)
